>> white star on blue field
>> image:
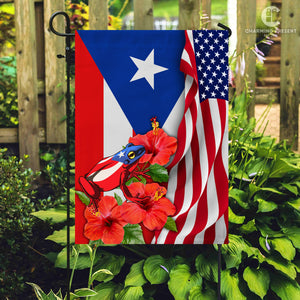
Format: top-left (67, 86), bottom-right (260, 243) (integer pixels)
top-left (193, 30), bottom-right (229, 102)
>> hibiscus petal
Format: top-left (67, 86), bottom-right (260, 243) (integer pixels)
top-left (144, 183), bottom-right (165, 198)
top-left (98, 196), bottom-right (118, 218)
top-left (139, 153), bottom-right (153, 163)
top-left (111, 205), bottom-right (128, 226)
top-left (127, 182), bottom-right (146, 198)
top-left (84, 206), bottom-right (102, 223)
top-left (155, 197), bottom-right (176, 216)
top-left (120, 202), bottom-right (146, 224)
top-left (143, 209), bottom-right (168, 231)
top-left (101, 222), bottom-right (125, 244)
top-left (84, 220), bottom-right (106, 241)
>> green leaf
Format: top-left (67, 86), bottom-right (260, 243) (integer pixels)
top-left (260, 187), bottom-right (285, 195)
top-left (116, 287), bottom-right (144, 300)
top-left (282, 226), bottom-right (300, 249)
top-left (27, 282), bottom-right (49, 300)
top-left (264, 256), bottom-right (297, 279)
top-left (168, 264), bottom-right (202, 300)
top-left (114, 193), bottom-right (123, 205)
top-left (148, 164), bottom-right (169, 182)
top-left (125, 260), bottom-right (148, 287)
top-left (239, 220), bottom-right (256, 234)
top-left (93, 255), bottom-right (125, 282)
top-left (257, 198), bottom-right (277, 213)
top-left (243, 267), bottom-right (270, 299)
top-left (286, 198), bottom-right (300, 210)
top-left (75, 190), bottom-right (90, 206)
top-left (31, 206), bottom-right (75, 224)
top-left (40, 153), bottom-right (55, 161)
top-left (195, 253), bottom-right (218, 282)
top-left (163, 217), bottom-right (178, 232)
top-left (229, 189), bottom-right (249, 209)
top-left (46, 226), bottom-right (75, 246)
top-left (229, 206), bottom-right (245, 224)
top-left (221, 270), bottom-right (247, 300)
top-left (270, 238), bottom-right (296, 261)
top-left (91, 269), bottom-right (114, 284)
top-left (281, 183), bottom-right (298, 196)
top-left (270, 275), bottom-right (300, 300)
top-left (270, 158), bottom-right (299, 178)
top-left (47, 290), bottom-right (61, 300)
top-left (94, 282), bottom-right (121, 300)
top-left (123, 224), bottom-right (145, 244)
top-left (143, 255), bottom-right (169, 284)
top-left (188, 286), bottom-right (217, 300)
top-left (57, 94), bottom-right (65, 103)
top-left (73, 288), bottom-right (98, 297)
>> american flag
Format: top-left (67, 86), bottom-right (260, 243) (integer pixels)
top-left (153, 30), bottom-right (229, 244)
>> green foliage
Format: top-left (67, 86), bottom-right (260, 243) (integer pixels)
top-left (0, 148), bottom-right (39, 298)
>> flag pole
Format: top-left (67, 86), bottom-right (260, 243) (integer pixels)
top-left (217, 244), bottom-right (222, 299)
top-left (49, 12), bottom-right (75, 300)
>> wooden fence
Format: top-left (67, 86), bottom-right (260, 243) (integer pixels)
top-left (0, 0), bottom-right (299, 170)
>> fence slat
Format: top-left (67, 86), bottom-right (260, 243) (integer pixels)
top-left (235, 0), bottom-right (256, 118)
top-left (201, 0), bottom-right (211, 29)
top-left (280, 0), bottom-right (300, 150)
top-left (44, 0), bottom-right (66, 144)
top-left (15, 0), bottom-right (40, 170)
top-left (89, 0), bottom-right (108, 30)
top-left (178, 0), bottom-right (200, 30)
top-left (134, 0), bottom-right (153, 30)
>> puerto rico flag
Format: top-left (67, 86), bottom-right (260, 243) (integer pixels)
top-left (75, 30), bottom-right (228, 244)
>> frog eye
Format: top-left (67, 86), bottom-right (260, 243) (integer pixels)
top-left (128, 151), bottom-right (136, 159)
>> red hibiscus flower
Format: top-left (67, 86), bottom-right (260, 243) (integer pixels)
top-left (120, 182), bottom-right (176, 231)
top-left (129, 128), bottom-right (177, 166)
top-left (84, 196), bottom-right (127, 244)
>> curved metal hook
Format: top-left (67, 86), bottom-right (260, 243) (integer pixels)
top-left (217, 23), bottom-right (232, 37)
top-left (49, 11), bottom-right (75, 37)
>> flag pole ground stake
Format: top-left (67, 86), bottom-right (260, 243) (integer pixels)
top-left (49, 12), bottom-right (75, 300)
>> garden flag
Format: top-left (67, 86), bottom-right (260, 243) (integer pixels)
top-left (75, 30), bottom-right (228, 244)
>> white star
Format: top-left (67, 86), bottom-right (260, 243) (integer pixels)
top-left (219, 32), bottom-right (224, 38)
top-left (200, 45), bottom-right (204, 50)
top-left (214, 38), bottom-right (219, 44)
top-left (203, 72), bottom-right (208, 78)
top-left (225, 39), bottom-right (229, 44)
top-left (218, 78), bottom-right (223, 84)
top-left (118, 151), bottom-right (125, 158)
top-left (196, 52), bottom-right (200, 57)
top-left (224, 85), bottom-right (228, 90)
top-left (211, 91), bottom-right (216, 97)
top-left (209, 45), bottom-right (215, 51)
top-left (198, 65), bottom-right (202, 71)
top-left (205, 85), bottom-right (210, 91)
top-left (216, 65), bottom-right (221, 71)
top-left (201, 58), bottom-right (206, 64)
top-left (130, 49), bottom-right (168, 89)
top-left (221, 91), bottom-right (226, 97)
top-left (212, 71), bottom-right (217, 77)
top-left (198, 32), bottom-right (203, 37)
top-left (220, 45), bottom-right (225, 51)
top-left (220, 58), bottom-right (225, 64)
top-left (204, 38), bottom-right (209, 43)
top-left (199, 79), bottom-right (204, 85)
top-left (215, 52), bottom-right (220, 57)
top-left (194, 38), bottom-right (199, 43)
top-left (207, 65), bottom-right (212, 71)
top-left (211, 58), bottom-right (216, 64)
top-left (209, 78), bottom-right (213, 84)
top-left (201, 93), bottom-right (206, 99)
top-left (205, 52), bottom-right (210, 57)
top-left (209, 32), bottom-right (214, 38)
top-left (222, 71), bottom-right (227, 77)
top-left (215, 85), bottom-right (220, 90)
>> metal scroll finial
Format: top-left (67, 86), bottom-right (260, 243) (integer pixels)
top-left (217, 23), bottom-right (232, 37)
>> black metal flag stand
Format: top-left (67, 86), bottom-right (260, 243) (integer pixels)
top-left (49, 12), bottom-right (230, 300)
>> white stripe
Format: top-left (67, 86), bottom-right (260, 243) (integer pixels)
top-left (213, 215), bottom-right (227, 244)
top-left (209, 99), bottom-right (222, 151)
top-left (181, 49), bottom-right (192, 66)
top-left (93, 162), bottom-right (123, 182)
top-left (194, 229), bottom-right (205, 244)
top-left (104, 80), bottom-right (132, 156)
top-left (187, 30), bottom-right (195, 52)
top-left (222, 102), bottom-right (229, 176)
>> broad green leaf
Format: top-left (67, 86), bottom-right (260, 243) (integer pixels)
top-left (27, 282), bottom-right (49, 300)
top-left (125, 260), bottom-right (148, 287)
top-left (46, 226), bottom-right (75, 245)
top-left (116, 287), bottom-right (144, 300)
top-left (148, 164), bottom-right (169, 182)
top-left (75, 190), bottom-right (90, 206)
top-left (31, 206), bottom-right (75, 224)
top-left (282, 226), bottom-right (300, 249)
top-left (270, 158), bottom-right (299, 178)
top-left (221, 270), bottom-right (247, 300)
top-left (270, 275), bottom-right (300, 300)
top-left (168, 264), bottom-right (202, 300)
top-left (94, 282), bottom-right (121, 300)
top-left (114, 193), bottom-right (123, 205)
top-left (91, 269), bottom-right (114, 284)
top-left (257, 198), bottom-right (277, 213)
top-left (243, 267), bottom-right (270, 299)
top-left (229, 206), bottom-right (245, 224)
top-left (239, 220), bottom-right (256, 234)
top-left (281, 183), bottom-right (298, 196)
top-left (74, 288), bottom-right (98, 297)
top-left (229, 189), bottom-right (249, 209)
top-left (40, 153), bottom-right (55, 161)
top-left (47, 290), bottom-right (61, 300)
top-left (123, 224), bottom-right (145, 244)
top-left (264, 256), bottom-right (297, 279)
top-left (195, 253), bottom-right (218, 282)
top-left (164, 217), bottom-right (178, 232)
top-left (286, 198), bottom-right (300, 210)
top-left (260, 187), bottom-right (284, 195)
top-left (93, 255), bottom-right (125, 282)
top-left (270, 238), bottom-right (296, 261)
top-left (143, 255), bottom-right (169, 284)
top-left (188, 286), bottom-right (217, 300)
top-left (55, 247), bottom-right (94, 270)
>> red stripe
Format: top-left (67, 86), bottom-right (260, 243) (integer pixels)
top-left (75, 32), bottom-right (104, 244)
top-left (203, 223), bottom-right (216, 244)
